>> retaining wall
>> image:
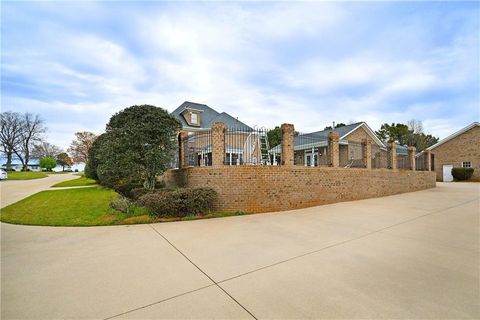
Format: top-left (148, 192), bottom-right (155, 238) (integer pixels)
top-left (161, 166), bottom-right (436, 213)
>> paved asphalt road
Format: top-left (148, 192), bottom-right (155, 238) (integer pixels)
top-left (0, 173), bottom-right (78, 208)
top-left (1, 182), bottom-right (479, 319)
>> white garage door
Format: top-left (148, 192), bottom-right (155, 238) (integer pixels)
top-left (443, 165), bottom-right (454, 182)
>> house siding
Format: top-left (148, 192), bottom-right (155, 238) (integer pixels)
top-left (431, 126), bottom-right (480, 181)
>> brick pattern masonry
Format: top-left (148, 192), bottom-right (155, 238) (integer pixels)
top-left (162, 166), bottom-right (436, 214)
top-left (431, 126), bottom-right (480, 182)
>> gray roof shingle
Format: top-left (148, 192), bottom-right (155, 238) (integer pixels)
top-left (171, 101), bottom-right (252, 130)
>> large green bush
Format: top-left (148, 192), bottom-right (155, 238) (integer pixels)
top-left (89, 105), bottom-right (181, 195)
top-left (137, 187), bottom-right (217, 217)
top-left (451, 168), bottom-right (474, 181)
top-left (40, 156), bottom-right (57, 171)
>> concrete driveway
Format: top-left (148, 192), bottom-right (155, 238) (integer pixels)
top-left (1, 182), bottom-right (479, 319)
top-left (0, 173), bottom-right (78, 208)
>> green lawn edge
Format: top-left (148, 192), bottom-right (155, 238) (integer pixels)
top-left (51, 177), bottom-right (97, 187)
top-left (0, 187), bottom-right (247, 227)
top-left (5, 171), bottom-right (48, 180)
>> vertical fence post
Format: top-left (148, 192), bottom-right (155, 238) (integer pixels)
top-left (408, 146), bottom-right (416, 171)
top-left (425, 150), bottom-right (432, 171)
top-left (178, 131), bottom-right (188, 169)
top-left (281, 123), bottom-right (295, 166)
top-left (363, 139), bottom-right (372, 169)
top-left (211, 122), bottom-right (226, 167)
top-left (328, 131), bottom-right (340, 167)
top-left (388, 142), bottom-right (397, 169)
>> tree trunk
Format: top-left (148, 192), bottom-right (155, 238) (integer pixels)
top-left (6, 152), bottom-right (12, 170)
top-left (144, 172), bottom-right (156, 190)
top-left (14, 150), bottom-right (25, 171)
top-left (24, 150), bottom-right (30, 171)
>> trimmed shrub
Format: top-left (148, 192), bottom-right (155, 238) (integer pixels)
top-left (451, 168), bottom-right (474, 181)
top-left (129, 187), bottom-right (153, 201)
top-left (110, 197), bottom-right (130, 213)
top-left (110, 196), bottom-right (150, 216)
top-left (137, 187), bottom-right (217, 217)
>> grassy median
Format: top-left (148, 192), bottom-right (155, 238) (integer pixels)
top-left (0, 186), bottom-right (246, 226)
top-left (6, 171), bottom-right (48, 180)
top-left (51, 177), bottom-right (97, 187)
top-left (0, 187), bottom-right (152, 226)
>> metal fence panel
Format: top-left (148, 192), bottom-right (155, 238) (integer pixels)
top-left (225, 127), bottom-right (275, 165)
top-left (371, 145), bottom-right (388, 169)
top-left (397, 154), bottom-right (409, 170)
top-left (341, 141), bottom-right (365, 168)
top-left (182, 130), bottom-right (213, 166)
top-left (293, 132), bottom-right (329, 166)
top-left (416, 153), bottom-right (427, 171)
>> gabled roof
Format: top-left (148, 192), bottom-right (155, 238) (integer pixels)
top-left (170, 101), bottom-right (252, 131)
top-left (426, 122), bottom-right (480, 151)
top-left (296, 122), bottom-right (385, 148)
top-left (211, 112), bottom-right (252, 131)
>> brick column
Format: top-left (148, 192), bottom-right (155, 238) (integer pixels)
top-left (328, 131), bottom-right (340, 167)
top-left (408, 146), bottom-right (416, 171)
top-left (363, 139), bottom-right (372, 169)
top-left (388, 142), bottom-right (397, 170)
top-left (211, 122), bottom-right (226, 167)
top-left (281, 123), bottom-right (295, 166)
top-left (178, 132), bottom-right (188, 168)
top-left (425, 150), bottom-right (432, 171)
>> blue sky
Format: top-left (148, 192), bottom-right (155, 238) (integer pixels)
top-left (2, 1), bottom-right (479, 150)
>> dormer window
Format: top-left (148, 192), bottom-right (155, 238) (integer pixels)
top-left (180, 107), bottom-right (202, 127)
top-left (191, 112), bottom-right (198, 124)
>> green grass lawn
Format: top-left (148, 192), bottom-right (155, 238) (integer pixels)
top-left (1, 186), bottom-right (247, 226)
top-left (0, 187), bottom-right (152, 226)
top-left (51, 177), bottom-right (97, 187)
top-left (6, 171), bottom-right (48, 180)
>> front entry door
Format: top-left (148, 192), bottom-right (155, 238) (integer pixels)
top-left (443, 165), bottom-right (453, 182)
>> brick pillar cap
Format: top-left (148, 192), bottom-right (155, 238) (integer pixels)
top-left (388, 141), bottom-right (396, 147)
top-left (212, 122), bottom-right (226, 128)
top-left (408, 146), bottom-right (416, 152)
top-left (281, 123), bottom-right (294, 129)
top-left (328, 131), bottom-right (339, 139)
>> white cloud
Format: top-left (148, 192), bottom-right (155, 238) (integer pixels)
top-left (1, 1), bottom-right (478, 150)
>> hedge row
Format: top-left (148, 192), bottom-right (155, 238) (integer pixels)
top-left (451, 168), bottom-right (474, 181)
top-left (136, 187), bottom-right (217, 217)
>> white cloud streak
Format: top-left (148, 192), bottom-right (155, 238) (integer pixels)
top-left (1, 2), bottom-right (478, 150)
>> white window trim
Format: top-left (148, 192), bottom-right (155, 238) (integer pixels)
top-left (190, 113), bottom-right (198, 124)
top-left (461, 161), bottom-right (472, 168)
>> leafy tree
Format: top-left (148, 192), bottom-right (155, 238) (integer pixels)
top-left (84, 133), bottom-right (107, 181)
top-left (0, 111), bottom-right (23, 170)
top-left (324, 123), bottom-right (346, 130)
top-left (32, 142), bottom-right (62, 160)
top-left (40, 156), bottom-right (56, 171)
top-left (56, 153), bottom-right (73, 171)
top-left (92, 105), bottom-right (181, 195)
top-left (267, 126), bottom-right (282, 147)
top-left (68, 131), bottom-right (98, 163)
top-left (376, 120), bottom-right (438, 151)
top-left (375, 123), bottom-right (410, 145)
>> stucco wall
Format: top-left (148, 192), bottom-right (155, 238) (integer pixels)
top-left (431, 126), bottom-right (480, 181)
top-left (161, 166), bottom-right (436, 213)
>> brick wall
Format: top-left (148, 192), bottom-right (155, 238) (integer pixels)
top-left (431, 126), bottom-right (480, 181)
top-left (343, 126), bottom-right (370, 141)
top-left (162, 166), bottom-right (436, 213)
